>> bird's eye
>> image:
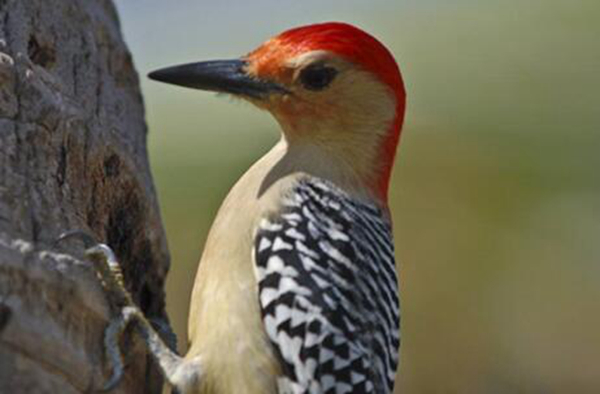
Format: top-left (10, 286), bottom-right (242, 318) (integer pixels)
top-left (299, 64), bottom-right (338, 91)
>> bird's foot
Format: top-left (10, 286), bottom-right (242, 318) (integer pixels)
top-left (55, 231), bottom-right (130, 306)
top-left (55, 231), bottom-right (186, 392)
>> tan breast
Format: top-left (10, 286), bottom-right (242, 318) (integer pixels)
top-left (185, 140), bottom-right (294, 394)
top-left (183, 136), bottom-right (377, 394)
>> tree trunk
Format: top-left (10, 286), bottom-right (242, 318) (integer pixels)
top-left (0, 0), bottom-right (169, 392)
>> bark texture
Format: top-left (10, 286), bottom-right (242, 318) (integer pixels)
top-left (0, 0), bottom-right (169, 392)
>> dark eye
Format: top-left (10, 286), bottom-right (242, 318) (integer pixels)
top-left (299, 64), bottom-right (338, 91)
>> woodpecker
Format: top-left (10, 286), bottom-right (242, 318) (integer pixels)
top-left (84, 22), bottom-right (406, 394)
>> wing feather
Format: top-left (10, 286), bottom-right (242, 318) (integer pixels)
top-left (254, 178), bottom-right (400, 394)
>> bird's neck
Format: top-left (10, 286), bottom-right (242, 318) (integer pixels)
top-left (268, 99), bottom-right (400, 202)
top-left (261, 136), bottom-right (385, 203)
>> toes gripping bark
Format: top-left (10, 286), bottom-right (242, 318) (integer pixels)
top-left (56, 231), bottom-right (202, 393)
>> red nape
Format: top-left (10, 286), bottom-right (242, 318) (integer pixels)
top-left (276, 22), bottom-right (407, 201)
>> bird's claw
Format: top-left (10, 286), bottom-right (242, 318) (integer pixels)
top-left (54, 229), bottom-right (98, 249)
top-left (99, 306), bottom-right (140, 392)
top-left (56, 231), bottom-right (132, 307)
top-left (85, 244), bottom-right (133, 307)
top-left (55, 231), bottom-right (135, 391)
top-left (55, 231), bottom-right (183, 392)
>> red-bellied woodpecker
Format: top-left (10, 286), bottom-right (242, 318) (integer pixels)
top-left (85, 22), bottom-right (406, 394)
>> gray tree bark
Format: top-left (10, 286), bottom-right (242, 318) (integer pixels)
top-left (0, 0), bottom-right (170, 393)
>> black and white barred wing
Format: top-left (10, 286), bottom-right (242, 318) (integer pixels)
top-left (254, 179), bottom-right (400, 394)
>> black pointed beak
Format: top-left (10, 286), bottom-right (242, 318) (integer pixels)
top-left (148, 59), bottom-right (288, 99)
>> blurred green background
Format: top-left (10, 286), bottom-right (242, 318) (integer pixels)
top-left (116, 1), bottom-right (599, 392)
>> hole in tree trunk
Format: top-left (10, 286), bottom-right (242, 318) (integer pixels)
top-left (28, 35), bottom-right (56, 68)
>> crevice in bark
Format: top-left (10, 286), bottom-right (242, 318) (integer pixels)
top-left (0, 301), bottom-right (11, 333)
top-left (27, 34), bottom-right (56, 69)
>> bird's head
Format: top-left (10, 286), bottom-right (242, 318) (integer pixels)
top-left (150, 22), bottom-right (406, 201)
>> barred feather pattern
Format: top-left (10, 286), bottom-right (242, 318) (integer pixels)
top-left (254, 178), bottom-right (400, 394)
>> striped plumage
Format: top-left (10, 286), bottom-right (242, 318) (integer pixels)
top-left (255, 178), bottom-right (400, 393)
